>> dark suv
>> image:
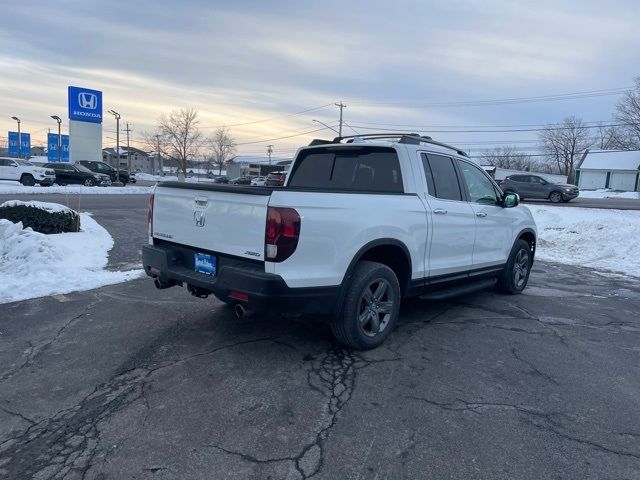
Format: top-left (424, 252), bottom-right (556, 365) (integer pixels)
top-left (78, 160), bottom-right (131, 184)
top-left (499, 174), bottom-right (579, 203)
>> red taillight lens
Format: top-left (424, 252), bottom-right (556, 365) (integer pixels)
top-left (147, 193), bottom-right (154, 238)
top-left (265, 207), bottom-right (300, 262)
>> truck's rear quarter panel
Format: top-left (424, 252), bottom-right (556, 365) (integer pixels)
top-left (266, 190), bottom-right (428, 288)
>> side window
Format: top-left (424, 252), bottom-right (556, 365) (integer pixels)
top-left (457, 161), bottom-right (500, 205)
top-left (423, 154), bottom-right (462, 201)
top-left (0, 159), bottom-right (7, 166)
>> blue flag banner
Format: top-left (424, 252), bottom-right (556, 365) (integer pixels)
top-left (8, 131), bottom-right (19, 156)
top-left (20, 133), bottom-right (30, 158)
top-left (48, 133), bottom-right (59, 161)
top-left (61, 135), bottom-right (69, 162)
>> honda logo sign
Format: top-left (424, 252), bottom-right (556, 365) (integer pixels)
top-left (78, 92), bottom-right (98, 110)
top-left (68, 86), bottom-right (103, 123)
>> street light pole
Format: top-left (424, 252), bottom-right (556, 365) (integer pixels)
top-left (11, 117), bottom-right (20, 158)
top-left (50, 116), bottom-right (62, 162)
top-left (108, 110), bottom-right (121, 185)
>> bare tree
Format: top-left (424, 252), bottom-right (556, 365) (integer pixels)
top-left (157, 107), bottom-right (203, 178)
top-left (594, 122), bottom-right (625, 150)
top-left (614, 77), bottom-right (640, 149)
top-left (538, 116), bottom-right (593, 183)
top-left (209, 127), bottom-right (236, 175)
top-left (480, 145), bottom-right (532, 170)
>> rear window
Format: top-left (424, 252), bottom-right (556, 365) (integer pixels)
top-left (288, 147), bottom-right (404, 193)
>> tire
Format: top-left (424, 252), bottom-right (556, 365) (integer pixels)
top-left (549, 191), bottom-right (563, 203)
top-left (497, 239), bottom-right (532, 294)
top-left (83, 178), bottom-right (95, 187)
top-left (20, 174), bottom-right (35, 186)
top-left (331, 261), bottom-right (401, 350)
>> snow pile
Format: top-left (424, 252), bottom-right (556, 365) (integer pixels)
top-left (526, 205), bottom-right (640, 277)
top-left (0, 211), bottom-right (144, 304)
top-left (0, 181), bottom-right (152, 195)
top-left (579, 189), bottom-right (640, 200)
top-left (0, 200), bottom-right (75, 213)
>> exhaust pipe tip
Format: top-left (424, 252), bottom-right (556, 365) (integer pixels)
top-left (154, 277), bottom-right (174, 289)
top-left (154, 277), bottom-right (163, 289)
top-left (233, 303), bottom-right (245, 318)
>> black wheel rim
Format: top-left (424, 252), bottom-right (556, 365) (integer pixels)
top-left (513, 249), bottom-right (530, 288)
top-left (358, 278), bottom-right (395, 337)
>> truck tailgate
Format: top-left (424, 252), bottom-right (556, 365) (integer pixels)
top-left (152, 183), bottom-right (270, 260)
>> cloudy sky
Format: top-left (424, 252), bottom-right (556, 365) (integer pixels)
top-left (1, 0), bottom-right (639, 157)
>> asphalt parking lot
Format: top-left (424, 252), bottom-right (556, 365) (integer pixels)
top-left (1, 194), bottom-right (639, 479)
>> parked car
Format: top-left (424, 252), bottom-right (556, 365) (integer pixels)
top-left (77, 160), bottom-right (132, 184)
top-left (0, 157), bottom-right (56, 186)
top-left (229, 175), bottom-right (254, 185)
top-left (265, 171), bottom-right (287, 187)
top-left (499, 174), bottom-right (579, 203)
top-left (251, 176), bottom-right (266, 186)
top-left (212, 176), bottom-right (229, 184)
top-left (143, 133), bottom-right (537, 350)
top-left (44, 163), bottom-right (111, 186)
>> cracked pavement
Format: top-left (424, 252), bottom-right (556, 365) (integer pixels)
top-left (0, 195), bottom-right (639, 479)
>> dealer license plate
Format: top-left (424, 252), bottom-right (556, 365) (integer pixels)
top-left (194, 253), bottom-right (217, 276)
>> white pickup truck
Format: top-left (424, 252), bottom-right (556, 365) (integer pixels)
top-left (143, 134), bottom-right (536, 349)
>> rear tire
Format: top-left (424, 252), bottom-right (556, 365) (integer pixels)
top-left (549, 191), bottom-right (563, 203)
top-left (331, 261), bottom-right (401, 350)
top-left (20, 174), bottom-right (35, 186)
top-left (497, 239), bottom-right (532, 294)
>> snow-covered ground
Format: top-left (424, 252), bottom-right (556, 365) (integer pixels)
top-left (0, 181), bottom-right (152, 195)
top-left (579, 189), bottom-right (640, 199)
top-left (0, 204), bottom-right (144, 303)
top-left (526, 205), bottom-right (640, 278)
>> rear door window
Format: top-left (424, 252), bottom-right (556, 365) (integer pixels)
top-left (422, 154), bottom-right (462, 201)
top-left (288, 147), bottom-right (404, 193)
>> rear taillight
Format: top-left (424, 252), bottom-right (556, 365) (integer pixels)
top-left (265, 207), bottom-right (300, 262)
top-left (147, 193), bottom-right (154, 242)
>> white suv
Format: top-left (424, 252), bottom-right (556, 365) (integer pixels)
top-left (0, 157), bottom-right (56, 186)
top-left (143, 133), bottom-right (537, 349)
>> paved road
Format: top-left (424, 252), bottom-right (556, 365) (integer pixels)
top-left (1, 193), bottom-right (640, 479)
top-left (523, 196), bottom-right (640, 210)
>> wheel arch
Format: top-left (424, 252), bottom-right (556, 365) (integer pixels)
top-left (339, 238), bottom-right (412, 300)
top-left (516, 228), bottom-right (536, 262)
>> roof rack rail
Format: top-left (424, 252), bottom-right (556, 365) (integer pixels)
top-left (308, 138), bottom-right (333, 146)
top-left (331, 133), bottom-right (469, 157)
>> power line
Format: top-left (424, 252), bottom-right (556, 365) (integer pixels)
top-left (235, 125), bottom-right (338, 146)
top-left (200, 103), bottom-right (334, 129)
top-left (347, 122), bottom-right (633, 134)
top-left (346, 87), bottom-right (631, 108)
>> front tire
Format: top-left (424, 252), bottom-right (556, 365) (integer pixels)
top-left (549, 191), bottom-right (563, 203)
top-left (83, 178), bottom-right (95, 187)
top-left (20, 174), bottom-right (36, 186)
top-left (331, 261), bottom-right (401, 350)
top-left (497, 239), bottom-right (532, 294)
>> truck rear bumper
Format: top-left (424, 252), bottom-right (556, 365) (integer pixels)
top-left (142, 243), bottom-right (340, 316)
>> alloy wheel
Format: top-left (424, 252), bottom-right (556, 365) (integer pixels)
top-left (513, 249), bottom-right (530, 288)
top-left (358, 278), bottom-right (395, 337)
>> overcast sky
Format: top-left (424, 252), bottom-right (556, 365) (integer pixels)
top-left (1, 0), bottom-right (639, 156)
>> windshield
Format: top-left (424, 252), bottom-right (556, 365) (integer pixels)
top-left (75, 164), bottom-right (93, 173)
top-left (15, 159), bottom-right (34, 166)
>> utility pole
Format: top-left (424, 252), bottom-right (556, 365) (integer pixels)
top-left (155, 134), bottom-right (162, 175)
top-left (267, 145), bottom-right (273, 165)
top-left (123, 122), bottom-right (132, 172)
top-left (335, 101), bottom-right (346, 138)
top-left (108, 110), bottom-right (121, 185)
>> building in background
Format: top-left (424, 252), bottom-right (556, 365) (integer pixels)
top-left (576, 151), bottom-right (640, 191)
top-left (102, 146), bottom-right (153, 173)
top-left (226, 155), bottom-right (292, 179)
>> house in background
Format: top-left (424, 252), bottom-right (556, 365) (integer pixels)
top-left (576, 151), bottom-right (640, 191)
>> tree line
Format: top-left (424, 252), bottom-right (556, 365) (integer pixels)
top-left (482, 77), bottom-right (640, 183)
top-left (143, 107), bottom-right (237, 177)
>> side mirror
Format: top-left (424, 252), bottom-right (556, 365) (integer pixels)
top-left (502, 192), bottom-right (519, 208)
top-left (10, 163), bottom-right (18, 167)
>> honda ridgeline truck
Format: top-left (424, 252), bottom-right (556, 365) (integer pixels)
top-left (142, 134), bottom-right (537, 349)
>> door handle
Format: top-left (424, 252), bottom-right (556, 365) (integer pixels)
top-left (475, 212), bottom-right (487, 218)
top-left (433, 208), bottom-right (447, 215)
